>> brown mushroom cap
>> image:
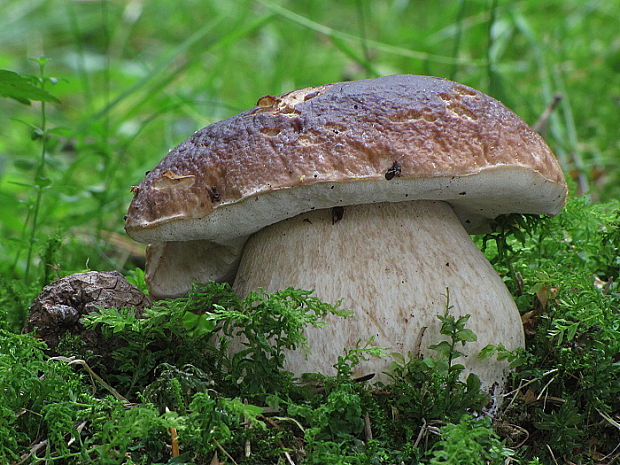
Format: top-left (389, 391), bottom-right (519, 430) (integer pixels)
top-left (125, 74), bottom-right (567, 260)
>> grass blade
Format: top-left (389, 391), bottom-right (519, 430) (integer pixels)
top-left (88, 17), bottom-right (224, 123)
top-left (256, 0), bottom-right (484, 67)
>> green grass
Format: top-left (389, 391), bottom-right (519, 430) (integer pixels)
top-left (0, 1), bottom-right (618, 464)
top-left (1, 0), bottom-right (618, 285)
top-left (1, 198), bottom-right (618, 463)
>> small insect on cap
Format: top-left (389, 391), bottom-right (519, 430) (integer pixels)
top-left (125, 75), bottom-right (567, 296)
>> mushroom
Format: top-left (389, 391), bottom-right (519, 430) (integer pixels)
top-left (125, 75), bottom-right (567, 390)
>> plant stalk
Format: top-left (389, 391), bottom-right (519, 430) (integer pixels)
top-left (24, 61), bottom-right (49, 283)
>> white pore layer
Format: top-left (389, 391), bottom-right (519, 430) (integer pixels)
top-left (232, 200), bottom-right (525, 391)
top-left (132, 166), bottom-right (566, 244)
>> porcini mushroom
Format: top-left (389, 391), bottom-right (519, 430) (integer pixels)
top-left (125, 75), bottom-right (567, 389)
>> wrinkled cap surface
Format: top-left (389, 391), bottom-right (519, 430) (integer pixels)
top-left (125, 74), bottom-right (567, 243)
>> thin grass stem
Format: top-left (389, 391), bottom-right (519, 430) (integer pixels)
top-left (256, 0), bottom-right (484, 66)
top-left (551, 65), bottom-right (590, 194)
top-left (87, 17), bottom-right (224, 124)
top-left (24, 60), bottom-right (50, 283)
top-left (96, 0), bottom-right (112, 239)
top-left (449, 0), bottom-right (467, 81)
top-left (66, 0), bottom-right (93, 111)
top-left (486, 0), bottom-right (499, 95)
top-left (355, 0), bottom-right (372, 77)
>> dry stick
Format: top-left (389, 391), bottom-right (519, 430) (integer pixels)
top-left (165, 407), bottom-right (180, 457)
top-left (244, 431), bottom-right (251, 458)
top-left (391, 406), bottom-right (399, 422)
top-left (271, 416), bottom-right (306, 434)
top-left (67, 420), bottom-right (88, 447)
top-left (546, 444), bottom-right (560, 465)
top-left (364, 412), bottom-right (373, 441)
top-left (502, 368), bottom-right (559, 398)
top-left (49, 356), bottom-right (130, 403)
top-left (413, 418), bottom-right (427, 448)
top-left (283, 451), bottom-right (296, 465)
top-left (502, 368), bottom-right (559, 412)
top-left (16, 408), bottom-right (41, 419)
top-left (16, 419), bottom-right (88, 464)
top-left (537, 374), bottom-right (558, 411)
top-left (278, 439), bottom-right (297, 465)
top-left (507, 423), bottom-right (530, 449)
top-left (243, 403), bottom-right (252, 458)
top-left (596, 408), bottom-right (620, 431)
top-left (213, 439), bottom-right (239, 465)
top-left (267, 417), bottom-right (300, 465)
top-left (15, 358), bottom-right (124, 465)
top-left (15, 440), bottom-right (48, 465)
top-left (599, 440), bottom-right (620, 463)
top-left (170, 427), bottom-right (180, 457)
top-left (533, 93), bottom-right (563, 136)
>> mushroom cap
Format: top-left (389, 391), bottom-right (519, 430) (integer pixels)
top-left (126, 74), bottom-right (567, 244)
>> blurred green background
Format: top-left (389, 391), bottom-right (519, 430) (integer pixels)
top-left (1, 0), bottom-right (619, 281)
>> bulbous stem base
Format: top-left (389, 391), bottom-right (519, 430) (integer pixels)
top-left (233, 200), bottom-right (524, 390)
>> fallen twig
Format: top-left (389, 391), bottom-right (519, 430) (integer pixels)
top-left (170, 426), bottom-right (180, 457)
top-left (67, 420), bottom-right (87, 447)
top-left (596, 408), bottom-right (620, 431)
top-left (15, 440), bottom-right (48, 465)
top-left (364, 412), bottom-right (373, 441)
top-left (598, 440), bottom-right (620, 463)
top-left (271, 416), bottom-right (306, 434)
top-left (546, 444), bottom-right (560, 465)
top-left (278, 439), bottom-right (297, 465)
top-left (413, 418), bottom-right (427, 448)
top-left (213, 438), bottom-right (239, 465)
top-left (49, 356), bottom-right (129, 403)
top-left (508, 423), bottom-right (529, 449)
top-left (502, 368), bottom-right (559, 413)
top-left (165, 407), bottom-right (180, 457)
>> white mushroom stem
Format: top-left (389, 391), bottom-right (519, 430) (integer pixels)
top-left (146, 238), bottom-right (246, 299)
top-left (232, 200), bottom-right (524, 390)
